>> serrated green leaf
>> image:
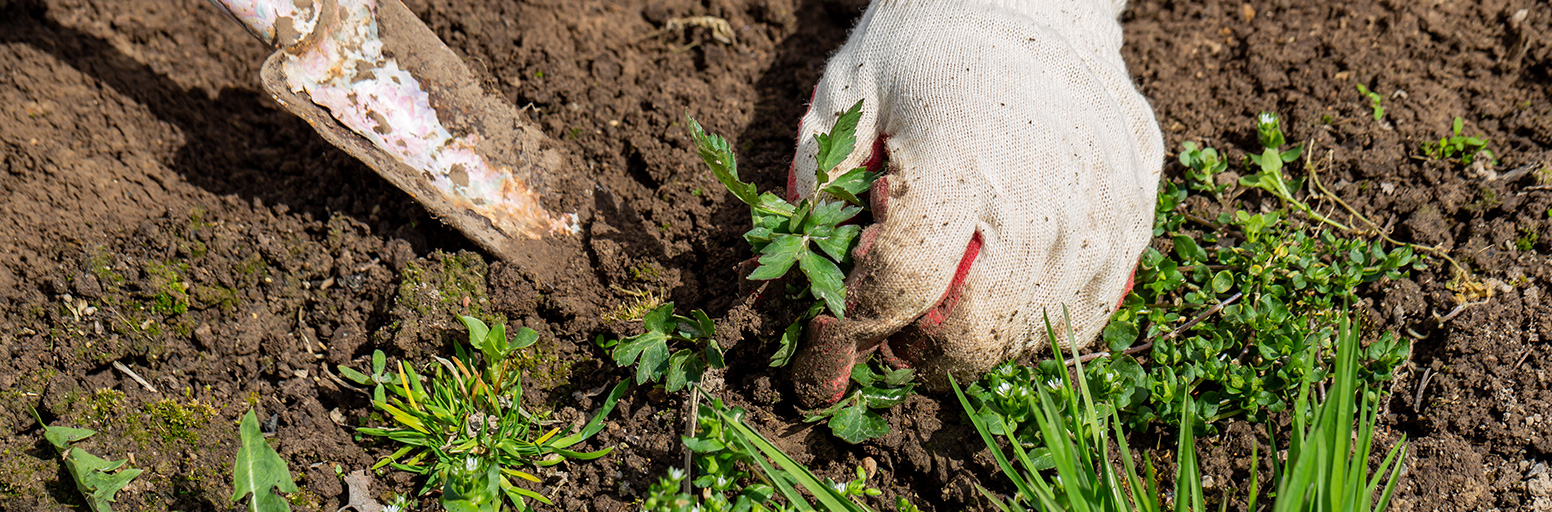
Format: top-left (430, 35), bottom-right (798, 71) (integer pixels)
top-left (232, 410), bottom-right (297, 512)
top-left (665, 349), bottom-right (704, 392)
top-left (815, 100), bottom-right (865, 178)
top-left (800, 251), bottom-right (847, 319)
top-left (811, 224), bottom-right (861, 263)
top-left (637, 339), bottom-right (671, 384)
top-left (687, 116), bottom-right (759, 208)
top-left (748, 234), bottom-right (804, 280)
top-left (611, 330), bottom-right (667, 368)
top-left (642, 303), bottom-right (676, 333)
top-left (828, 401), bottom-right (888, 444)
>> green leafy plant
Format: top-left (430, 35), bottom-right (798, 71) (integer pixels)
top-left (687, 100), bottom-right (878, 320)
top-left (29, 408), bottom-right (143, 512)
top-left (802, 360), bottom-right (916, 444)
top-left (1422, 117), bottom-right (1494, 166)
top-left (951, 315), bottom-right (1210, 512)
top-left (600, 302), bottom-right (723, 391)
top-left (232, 409), bottom-right (298, 512)
top-left (1179, 141), bottom-right (1229, 197)
top-left (338, 349), bottom-right (401, 403)
top-left (1239, 112), bottom-right (1349, 230)
top-left (1076, 115), bottom-right (1419, 427)
top-left (1355, 84), bottom-right (1384, 122)
top-left (359, 316), bottom-right (628, 511)
top-left (643, 391), bottom-right (916, 512)
top-left (1272, 317), bottom-right (1407, 512)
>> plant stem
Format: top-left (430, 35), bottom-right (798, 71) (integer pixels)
top-left (1067, 292), bottom-right (1243, 365)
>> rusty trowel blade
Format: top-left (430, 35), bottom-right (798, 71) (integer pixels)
top-left (254, 0), bottom-right (589, 282)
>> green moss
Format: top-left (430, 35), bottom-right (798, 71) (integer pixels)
top-left (235, 253), bottom-right (267, 276)
top-left (1517, 227), bottom-right (1540, 251)
top-left (394, 250), bottom-right (502, 326)
top-left (191, 284), bottom-right (241, 312)
top-left (141, 398), bottom-right (215, 445)
top-left (141, 261), bottom-right (189, 315)
top-left (509, 339), bottom-right (574, 390)
top-left (86, 246), bottom-right (128, 292)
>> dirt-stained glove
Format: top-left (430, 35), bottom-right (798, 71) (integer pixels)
top-left (788, 0), bottom-right (1164, 408)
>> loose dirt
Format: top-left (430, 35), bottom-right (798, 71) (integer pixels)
top-left (0, 0), bottom-right (1547, 510)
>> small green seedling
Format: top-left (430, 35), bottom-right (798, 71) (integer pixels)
top-left (1355, 84), bottom-right (1384, 121)
top-left (338, 349), bottom-right (401, 403)
top-left (802, 361), bottom-right (915, 444)
top-left (688, 100), bottom-right (878, 320)
top-left (360, 316), bottom-right (627, 511)
top-left (30, 408), bottom-right (143, 512)
top-left (601, 302), bottom-right (723, 392)
top-left (1239, 113), bottom-right (1352, 231)
top-left (232, 409), bottom-right (297, 512)
top-left (1179, 141), bottom-right (1229, 196)
top-left (1423, 117), bottom-right (1494, 166)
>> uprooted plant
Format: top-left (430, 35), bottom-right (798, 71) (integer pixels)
top-left (685, 101), bottom-right (914, 443)
top-left (347, 315), bottom-right (627, 511)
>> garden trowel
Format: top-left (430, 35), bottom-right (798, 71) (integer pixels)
top-left (209, 0), bottom-right (590, 281)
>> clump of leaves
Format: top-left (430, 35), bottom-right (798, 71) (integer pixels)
top-left (801, 360), bottom-right (915, 444)
top-left (1080, 113), bottom-right (1418, 426)
top-left (358, 316), bottom-right (627, 511)
top-left (687, 100), bottom-right (878, 320)
top-left (337, 349), bottom-right (401, 403)
top-left (233, 409), bottom-right (298, 512)
top-left (1422, 116), bottom-right (1494, 166)
top-left (29, 408), bottom-right (143, 512)
top-left (643, 392), bottom-right (916, 512)
top-left (1355, 84), bottom-right (1384, 121)
top-left (599, 302), bottom-right (723, 392)
top-left (1515, 227), bottom-right (1539, 252)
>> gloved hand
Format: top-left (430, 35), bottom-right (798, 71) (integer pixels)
top-left (788, 0), bottom-right (1164, 407)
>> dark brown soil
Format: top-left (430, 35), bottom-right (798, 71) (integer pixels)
top-left (0, 0), bottom-right (1547, 511)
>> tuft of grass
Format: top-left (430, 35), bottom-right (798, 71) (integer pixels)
top-left (1271, 317), bottom-right (1407, 512)
top-left (354, 316), bottom-right (628, 511)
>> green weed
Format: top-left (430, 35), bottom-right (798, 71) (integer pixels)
top-left (1422, 117), bottom-right (1494, 166)
top-left (1355, 84), bottom-right (1384, 122)
top-left (801, 360), bottom-right (915, 444)
top-left (688, 100), bottom-right (877, 321)
top-left (232, 409), bottom-right (297, 512)
top-left (1515, 227), bottom-right (1538, 251)
top-left (599, 303), bottom-right (723, 392)
top-left (29, 408), bottom-right (143, 512)
top-left (356, 316), bottom-right (627, 511)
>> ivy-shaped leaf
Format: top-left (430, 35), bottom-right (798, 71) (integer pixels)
top-left (827, 400), bottom-right (888, 444)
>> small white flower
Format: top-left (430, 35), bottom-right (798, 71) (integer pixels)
top-left (464, 456), bottom-right (479, 472)
top-left (1259, 112), bottom-right (1277, 125)
top-left (1044, 379), bottom-right (1062, 390)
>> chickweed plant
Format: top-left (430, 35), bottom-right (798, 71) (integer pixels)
top-left (350, 316), bottom-right (628, 511)
top-left (1058, 112), bottom-right (1420, 427)
top-left (952, 313), bottom-right (1207, 512)
top-left (1422, 117), bottom-right (1494, 167)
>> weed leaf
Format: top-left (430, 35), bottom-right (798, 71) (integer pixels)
top-left (769, 322), bottom-right (802, 367)
top-left (799, 251), bottom-right (847, 318)
top-left (815, 99), bottom-right (865, 180)
top-left (232, 410), bottom-right (297, 512)
top-left (749, 234), bottom-right (804, 280)
top-left (687, 116), bottom-right (758, 207)
top-left (828, 400), bottom-right (888, 444)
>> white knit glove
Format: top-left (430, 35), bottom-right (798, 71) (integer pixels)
top-left (788, 0), bottom-right (1164, 407)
